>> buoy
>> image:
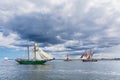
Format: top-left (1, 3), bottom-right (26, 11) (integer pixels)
top-left (4, 57), bottom-right (8, 61)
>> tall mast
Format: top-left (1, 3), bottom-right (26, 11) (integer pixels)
top-left (33, 42), bottom-right (39, 60)
top-left (89, 49), bottom-right (93, 57)
top-left (66, 54), bottom-right (69, 60)
top-left (27, 46), bottom-right (30, 60)
top-left (66, 54), bottom-right (68, 58)
top-left (34, 42), bottom-right (37, 60)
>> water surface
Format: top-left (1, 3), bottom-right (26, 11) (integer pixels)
top-left (0, 60), bottom-right (120, 80)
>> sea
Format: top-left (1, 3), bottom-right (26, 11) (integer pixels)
top-left (0, 60), bottom-right (120, 80)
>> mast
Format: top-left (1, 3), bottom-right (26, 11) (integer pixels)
top-left (89, 49), bottom-right (93, 57)
top-left (66, 54), bottom-right (69, 60)
top-left (67, 54), bottom-right (68, 59)
top-left (33, 42), bottom-right (37, 60)
top-left (27, 46), bottom-right (30, 60)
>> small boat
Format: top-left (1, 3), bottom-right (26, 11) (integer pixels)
top-left (16, 42), bottom-right (54, 65)
top-left (64, 54), bottom-right (72, 61)
top-left (80, 49), bottom-right (97, 62)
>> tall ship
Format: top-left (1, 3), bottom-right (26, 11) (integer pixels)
top-left (16, 42), bottom-right (54, 64)
top-left (80, 49), bottom-right (97, 62)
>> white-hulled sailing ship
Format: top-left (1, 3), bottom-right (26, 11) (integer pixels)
top-left (16, 42), bottom-right (55, 64)
top-left (80, 49), bottom-right (97, 62)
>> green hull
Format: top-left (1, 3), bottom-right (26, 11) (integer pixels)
top-left (16, 59), bottom-right (47, 65)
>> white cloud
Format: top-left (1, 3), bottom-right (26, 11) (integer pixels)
top-left (0, 32), bottom-right (18, 48)
top-left (74, 33), bottom-right (83, 37)
top-left (65, 40), bottom-right (81, 46)
top-left (0, 0), bottom-right (52, 22)
top-left (89, 35), bottom-right (100, 42)
top-left (49, 0), bottom-right (66, 5)
top-left (105, 27), bottom-right (119, 37)
top-left (94, 45), bottom-right (120, 58)
top-left (44, 44), bottom-right (67, 52)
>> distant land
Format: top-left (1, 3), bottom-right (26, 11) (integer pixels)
top-left (55, 58), bottom-right (120, 61)
top-left (2, 58), bottom-right (120, 61)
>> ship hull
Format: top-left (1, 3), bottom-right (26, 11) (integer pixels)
top-left (16, 59), bottom-right (47, 65)
top-left (82, 59), bottom-right (97, 62)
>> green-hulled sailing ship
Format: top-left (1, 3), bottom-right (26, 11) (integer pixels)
top-left (16, 42), bottom-right (54, 64)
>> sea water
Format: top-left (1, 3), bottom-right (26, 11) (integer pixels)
top-left (0, 60), bottom-right (120, 80)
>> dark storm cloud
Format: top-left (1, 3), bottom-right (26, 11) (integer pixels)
top-left (6, 13), bottom-right (67, 44)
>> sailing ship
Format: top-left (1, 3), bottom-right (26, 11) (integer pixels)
top-left (80, 49), bottom-right (97, 62)
top-left (64, 54), bottom-right (71, 61)
top-left (16, 42), bottom-right (54, 64)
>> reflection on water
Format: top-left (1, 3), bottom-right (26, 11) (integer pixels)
top-left (0, 60), bottom-right (120, 80)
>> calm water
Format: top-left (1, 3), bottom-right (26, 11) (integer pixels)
top-left (0, 60), bottom-right (120, 80)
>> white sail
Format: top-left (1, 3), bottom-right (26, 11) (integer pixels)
top-left (30, 50), bottom-right (43, 60)
top-left (30, 42), bottom-right (54, 60)
top-left (39, 48), bottom-right (54, 60)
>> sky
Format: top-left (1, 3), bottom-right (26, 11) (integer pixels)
top-left (0, 0), bottom-right (120, 59)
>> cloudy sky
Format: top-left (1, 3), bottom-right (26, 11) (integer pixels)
top-left (0, 0), bottom-right (120, 59)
